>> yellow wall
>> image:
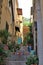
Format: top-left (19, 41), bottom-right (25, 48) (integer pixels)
top-left (0, 0), bottom-right (12, 34)
top-left (0, 0), bottom-right (18, 35)
top-left (0, 0), bottom-right (23, 42)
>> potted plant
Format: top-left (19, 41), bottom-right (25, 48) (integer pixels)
top-left (32, 55), bottom-right (39, 65)
top-left (26, 55), bottom-right (33, 65)
top-left (0, 44), bottom-right (8, 65)
top-left (0, 30), bottom-right (10, 65)
top-left (0, 30), bottom-right (10, 44)
top-left (26, 55), bottom-right (39, 65)
top-left (8, 42), bottom-right (20, 55)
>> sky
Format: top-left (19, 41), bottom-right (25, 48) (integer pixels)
top-left (18, 0), bottom-right (33, 19)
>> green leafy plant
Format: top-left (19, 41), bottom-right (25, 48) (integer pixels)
top-left (26, 55), bottom-right (39, 65)
top-left (0, 29), bottom-right (10, 44)
top-left (0, 44), bottom-right (8, 65)
top-left (27, 32), bottom-right (33, 45)
top-left (0, 30), bottom-right (10, 65)
top-left (8, 41), bottom-right (16, 52)
top-left (25, 23), bottom-right (34, 49)
top-left (16, 44), bottom-right (20, 50)
top-left (8, 42), bottom-right (20, 52)
top-left (0, 29), bottom-right (21, 65)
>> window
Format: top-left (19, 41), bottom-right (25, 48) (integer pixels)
top-left (0, 19), bottom-right (1, 23)
top-left (15, 26), bottom-right (20, 32)
top-left (0, 16), bottom-right (1, 23)
top-left (0, 5), bottom-right (2, 8)
top-left (0, 21), bottom-right (1, 24)
top-left (31, 7), bottom-right (33, 15)
top-left (34, 21), bottom-right (37, 31)
top-left (0, 17), bottom-right (1, 19)
top-left (0, 11), bottom-right (2, 15)
top-left (6, 22), bottom-right (9, 31)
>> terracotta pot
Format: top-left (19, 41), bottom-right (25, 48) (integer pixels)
top-left (31, 64), bottom-right (37, 65)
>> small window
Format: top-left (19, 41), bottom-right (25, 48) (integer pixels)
top-left (0, 17), bottom-right (1, 19)
top-left (0, 20), bottom-right (1, 24)
top-left (0, 16), bottom-right (1, 23)
top-left (0, 5), bottom-right (2, 8)
top-left (0, 11), bottom-right (2, 15)
top-left (34, 21), bottom-right (37, 31)
top-left (15, 26), bottom-right (20, 32)
top-left (6, 22), bottom-right (9, 31)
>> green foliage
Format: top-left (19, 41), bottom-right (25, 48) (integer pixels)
top-left (0, 30), bottom-right (10, 64)
top-left (23, 36), bottom-right (27, 46)
top-left (0, 29), bottom-right (20, 64)
top-left (23, 17), bottom-right (30, 26)
top-left (23, 22), bottom-right (33, 45)
top-left (28, 22), bottom-right (32, 32)
top-left (23, 41), bottom-right (26, 46)
top-left (0, 29), bottom-right (10, 44)
top-left (8, 42), bottom-right (20, 52)
top-left (26, 23), bottom-right (34, 45)
top-left (0, 44), bottom-right (8, 64)
top-left (27, 32), bottom-right (33, 45)
top-left (26, 55), bottom-right (39, 65)
top-left (16, 44), bottom-right (20, 50)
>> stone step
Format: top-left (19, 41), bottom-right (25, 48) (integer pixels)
top-left (6, 61), bottom-right (26, 65)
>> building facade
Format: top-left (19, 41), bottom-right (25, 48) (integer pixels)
top-left (33, 0), bottom-right (43, 65)
top-left (16, 8), bottom-right (23, 42)
top-left (0, 0), bottom-right (11, 31)
top-left (0, 0), bottom-right (23, 43)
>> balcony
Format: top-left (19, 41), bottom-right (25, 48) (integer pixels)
top-left (17, 8), bottom-right (22, 15)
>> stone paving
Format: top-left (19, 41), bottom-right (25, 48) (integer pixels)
top-left (5, 54), bottom-right (28, 65)
top-left (6, 61), bottom-right (26, 65)
top-left (5, 46), bottom-right (29, 65)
